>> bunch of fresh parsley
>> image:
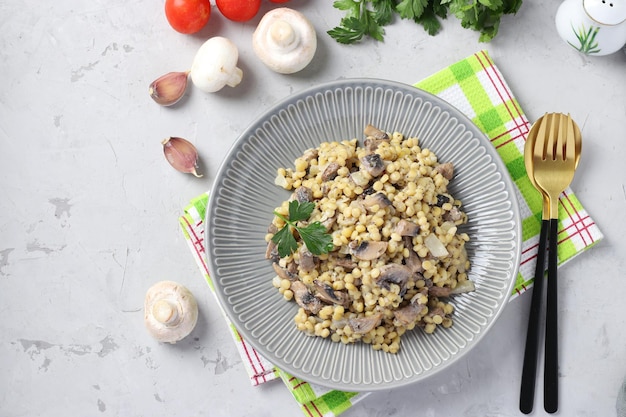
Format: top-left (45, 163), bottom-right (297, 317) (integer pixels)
top-left (328, 0), bottom-right (523, 44)
top-left (271, 200), bottom-right (334, 258)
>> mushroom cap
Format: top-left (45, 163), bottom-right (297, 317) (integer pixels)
top-left (252, 8), bottom-right (317, 74)
top-left (144, 280), bottom-right (199, 344)
top-left (190, 36), bottom-right (243, 93)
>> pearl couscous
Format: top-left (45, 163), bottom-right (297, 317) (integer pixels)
top-left (266, 125), bottom-right (473, 353)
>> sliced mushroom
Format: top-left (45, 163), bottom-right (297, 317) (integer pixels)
top-left (403, 236), bottom-right (424, 273)
top-left (395, 219), bottom-right (420, 236)
top-left (313, 280), bottom-right (350, 307)
top-left (363, 125), bottom-right (390, 152)
top-left (349, 240), bottom-right (388, 261)
top-left (272, 262), bottom-right (298, 281)
top-left (364, 138), bottom-right (385, 152)
top-left (321, 162), bottom-right (340, 181)
top-left (360, 154), bottom-right (385, 177)
top-left (291, 281), bottom-right (322, 314)
top-left (348, 312), bottom-right (383, 335)
top-left (428, 279), bottom-right (475, 297)
top-left (364, 124), bottom-right (389, 140)
top-left (265, 240), bottom-right (279, 261)
top-left (362, 192), bottom-right (392, 211)
top-left (376, 264), bottom-right (412, 295)
top-left (434, 162), bottom-right (454, 180)
top-left (426, 306), bottom-right (446, 320)
top-left (428, 285), bottom-right (452, 297)
top-left (443, 206), bottom-right (464, 223)
top-left (329, 255), bottom-right (357, 271)
top-left (301, 148), bottom-right (318, 162)
top-left (298, 246), bottom-right (317, 272)
top-left (393, 302), bottom-right (427, 327)
top-left (293, 186), bottom-right (312, 203)
top-left (320, 213), bottom-right (337, 231)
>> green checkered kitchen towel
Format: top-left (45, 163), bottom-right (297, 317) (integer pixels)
top-left (179, 50), bottom-right (603, 417)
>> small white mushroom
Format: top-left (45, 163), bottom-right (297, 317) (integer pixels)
top-left (252, 8), bottom-right (317, 74)
top-left (144, 281), bottom-right (198, 344)
top-left (190, 36), bottom-right (243, 93)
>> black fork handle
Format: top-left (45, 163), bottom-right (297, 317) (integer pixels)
top-left (544, 218), bottom-right (559, 413)
top-left (519, 219), bottom-right (549, 414)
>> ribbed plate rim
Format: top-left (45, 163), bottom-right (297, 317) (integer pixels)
top-left (206, 78), bottom-right (522, 391)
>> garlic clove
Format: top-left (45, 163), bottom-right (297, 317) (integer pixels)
top-left (149, 71), bottom-right (189, 106)
top-left (162, 136), bottom-right (203, 177)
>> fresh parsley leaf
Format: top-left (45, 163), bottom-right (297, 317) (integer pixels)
top-left (396, 0), bottom-right (428, 20)
top-left (271, 200), bottom-right (334, 258)
top-left (288, 199), bottom-right (315, 222)
top-left (431, 0), bottom-right (450, 18)
top-left (415, 9), bottom-right (444, 36)
top-left (333, 0), bottom-right (360, 13)
top-left (296, 222), bottom-right (335, 257)
top-left (371, 0), bottom-right (396, 25)
top-left (271, 223), bottom-right (298, 258)
top-left (327, 0), bottom-right (389, 44)
top-left (330, 0), bottom-right (522, 44)
top-left (327, 17), bottom-right (370, 44)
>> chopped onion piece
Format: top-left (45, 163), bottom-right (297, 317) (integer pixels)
top-left (451, 280), bottom-right (476, 294)
top-left (424, 233), bottom-right (449, 258)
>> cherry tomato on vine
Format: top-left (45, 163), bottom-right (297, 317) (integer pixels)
top-left (215, 0), bottom-right (261, 22)
top-left (164, 0), bottom-right (211, 34)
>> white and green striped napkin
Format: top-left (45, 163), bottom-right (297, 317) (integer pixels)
top-left (179, 50), bottom-right (603, 416)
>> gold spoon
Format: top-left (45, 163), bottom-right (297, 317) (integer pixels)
top-left (520, 113), bottom-right (582, 414)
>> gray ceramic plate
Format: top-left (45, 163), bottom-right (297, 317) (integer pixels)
top-left (205, 79), bottom-right (521, 392)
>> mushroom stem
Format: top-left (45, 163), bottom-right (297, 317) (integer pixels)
top-left (226, 67), bottom-right (244, 88)
top-left (152, 299), bottom-right (181, 326)
top-left (269, 20), bottom-right (297, 50)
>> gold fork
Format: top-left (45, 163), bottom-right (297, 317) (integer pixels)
top-left (520, 113), bottom-right (582, 414)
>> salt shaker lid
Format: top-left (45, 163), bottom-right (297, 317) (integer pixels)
top-left (583, 0), bottom-right (626, 25)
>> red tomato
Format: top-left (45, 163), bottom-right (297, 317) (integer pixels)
top-left (216, 0), bottom-right (261, 22)
top-left (165, 0), bottom-right (211, 34)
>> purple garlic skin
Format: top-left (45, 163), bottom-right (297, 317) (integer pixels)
top-left (162, 137), bottom-right (202, 177)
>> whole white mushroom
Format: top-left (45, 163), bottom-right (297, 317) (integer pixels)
top-left (190, 36), bottom-right (243, 93)
top-left (144, 280), bottom-right (198, 344)
top-left (253, 8), bottom-right (317, 74)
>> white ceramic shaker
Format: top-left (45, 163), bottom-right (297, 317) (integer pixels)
top-left (555, 0), bottom-right (626, 56)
